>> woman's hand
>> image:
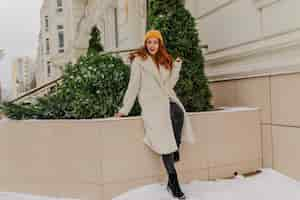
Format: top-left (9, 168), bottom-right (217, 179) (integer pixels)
top-left (114, 112), bottom-right (125, 118)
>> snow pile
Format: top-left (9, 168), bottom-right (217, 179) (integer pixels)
top-left (113, 168), bottom-right (300, 200)
top-left (0, 168), bottom-right (298, 200)
top-left (0, 192), bottom-right (78, 200)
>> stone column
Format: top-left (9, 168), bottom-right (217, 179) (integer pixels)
top-left (127, 0), bottom-right (147, 48)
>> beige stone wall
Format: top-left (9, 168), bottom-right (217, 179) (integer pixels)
top-left (191, 0), bottom-right (300, 180)
top-left (209, 72), bottom-right (300, 180)
top-left (183, 0), bottom-right (300, 81)
top-left (0, 108), bottom-right (261, 200)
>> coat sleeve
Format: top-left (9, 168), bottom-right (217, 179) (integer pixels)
top-left (118, 57), bottom-right (141, 116)
top-left (168, 60), bottom-right (182, 89)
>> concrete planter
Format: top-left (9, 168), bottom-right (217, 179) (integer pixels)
top-left (0, 106), bottom-right (262, 200)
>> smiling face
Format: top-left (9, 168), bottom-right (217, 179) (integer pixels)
top-left (146, 37), bottom-right (160, 56)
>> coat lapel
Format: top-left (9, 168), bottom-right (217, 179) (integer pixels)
top-left (144, 56), bottom-right (164, 88)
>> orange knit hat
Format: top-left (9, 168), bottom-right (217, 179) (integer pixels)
top-left (144, 30), bottom-right (164, 45)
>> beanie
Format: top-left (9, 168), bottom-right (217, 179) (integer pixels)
top-left (144, 30), bottom-right (164, 45)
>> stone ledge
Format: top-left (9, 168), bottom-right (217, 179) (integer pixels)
top-left (0, 107), bottom-right (261, 200)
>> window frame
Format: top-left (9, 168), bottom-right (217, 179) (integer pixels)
top-left (46, 38), bottom-right (50, 55)
top-left (47, 61), bottom-right (51, 77)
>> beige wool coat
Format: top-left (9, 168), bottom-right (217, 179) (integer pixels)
top-left (118, 55), bottom-right (196, 155)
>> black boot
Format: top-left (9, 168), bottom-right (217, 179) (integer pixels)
top-left (166, 172), bottom-right (186, 199)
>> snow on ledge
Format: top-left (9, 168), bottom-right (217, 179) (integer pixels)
top-left (188, 106), bottom-right (260, 116)
top-left (216, 106), bottom-right (260, 112)
top-left (113, 168), bottom-right (300, 200)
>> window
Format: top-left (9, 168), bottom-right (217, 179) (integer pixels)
top-left (57, 0), bottom-right (62, 7)
top-left (57, 25), bottom-right (64, 30)
top-left (47, 61), bottom-right (51, 77)
top-left (58, 31), bottom-right (64, 48)
top-left (58, 31), bottom-right (64, 52)
top-left (114, 8), bottom-right (119, 48)
top-left (45, 16), bottom-right (49, 32)
top-left (57, 7), bottom-right (63, 12)
top-left (46, 38), bottom-right (50, 54)
top-left (57, 24), bottom-right (64, 52)
top-left (57, 0), bottom-right (63, 12)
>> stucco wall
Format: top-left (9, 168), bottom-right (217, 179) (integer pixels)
top-left (197, 0), bottom-right (300, 179)
top-left (0, 107), bottom-right (261, 199)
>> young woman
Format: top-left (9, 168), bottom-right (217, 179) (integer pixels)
top-left (115, 29), bottom-right (195, 199)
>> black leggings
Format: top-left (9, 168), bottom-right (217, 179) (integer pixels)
top-left (161, 100), bottom-right (184, 175)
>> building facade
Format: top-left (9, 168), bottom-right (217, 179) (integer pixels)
top-left (35, 0), bottom-right (147, 86)
top-left (184, 0), bottom-right (300, 179)
top-left (11, 57), bottom-right (36, 99)
top-left (0, 81), bottom-right (2, 102)
top-left (35, 0), bottom-right (73, 87)
top-left (0, 49), bottom-right (4, 61)
top-left (0, 49), bottom-right (4, 102)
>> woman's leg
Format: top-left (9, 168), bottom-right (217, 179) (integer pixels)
top-left (162, 153), bottom-right (176, 175)
top-left (169, 101), bottom-right (184, 161)
top-left (161, 152), bottom-right (185, 198)
top-left (161, 100), bottom-right (183, 175)
top-left (161, 100), bottom-right (185, 198)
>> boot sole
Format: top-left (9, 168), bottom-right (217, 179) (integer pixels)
top-left (166, 184), bottom-right (186, 199)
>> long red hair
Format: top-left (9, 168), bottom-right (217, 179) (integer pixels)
top-left (128, 39), bottom-right (174, 71)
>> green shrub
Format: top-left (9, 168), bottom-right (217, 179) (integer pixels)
top-left (0, 54), bottom-right (140, 119)
top-left (148, 0), bottom-right (213, 111)
top-left (0, 1), bottom-right (214, 119)
top-left (87, 26), bottom-right (104, 55)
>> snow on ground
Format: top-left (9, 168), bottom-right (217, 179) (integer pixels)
top-left (113, 168), bottom-right (300, 200)
top-left (0, 192), bottom-right (78, 200)
top-left (0, 168), bottom-right (299, 200)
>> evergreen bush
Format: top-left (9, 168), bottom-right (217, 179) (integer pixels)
top-left (148, 0), bottom-right (213, 111)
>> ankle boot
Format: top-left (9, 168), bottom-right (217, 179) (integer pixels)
top-left (166, 172), bottom-right (186, 199)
